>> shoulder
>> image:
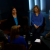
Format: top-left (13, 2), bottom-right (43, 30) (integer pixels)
top-left (31, 13), bottom-right (35, 17)
top-left (19, 36), bottom-right (24, 38)
top-left (32, 13), bottom-right (34, 15)
top-left (39, 13), bottom-right (43, 18)
top-left (19, 36), bottom-right (24, 39)
top-left (39, 13), bottom-right (43, 16)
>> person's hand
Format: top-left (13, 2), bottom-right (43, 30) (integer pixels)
top-left (45, 33), bottom-right (50, 38)
top-left (36, 26), bottom-right (39, 29)
top-left (35, 26), bottom-right (38, 29)
top-left (34, 25), bottom-right (39, 29)
top-left (34, 24), bottom-right (37, 29)
top-left (18, 25), bottom-right (21, 28)
top-left (6, 37), bottom-right (8, 39)
top-left (34, 24), bottom-right (38, 29)
top-left (34, 24), bottom-right (36, 27)
top-left (37, 26), bottom-right (39, 28)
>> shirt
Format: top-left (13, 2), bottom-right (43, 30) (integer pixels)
top-left (8, 36), bottom-right (27, 49)
top-left (13, 17), bottom-right (18, 25)
top-left (31, 13), bottom-right (43, 26)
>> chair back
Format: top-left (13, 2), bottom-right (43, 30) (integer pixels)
top-left (42, 17), bottom-right (46, 26)
top-left (41, 17), bottom-right (46, 33)
top-left (5, 43), bottom-right (27, 50)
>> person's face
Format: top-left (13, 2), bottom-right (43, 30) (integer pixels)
top-left (12, 8), bottom-right (17, 14)
top-left (34, 7), bottom-right (38, 13)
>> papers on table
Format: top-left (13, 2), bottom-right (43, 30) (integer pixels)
top-left (34, 39), bottom-right (41, 43)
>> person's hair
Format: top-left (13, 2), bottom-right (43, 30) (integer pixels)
top-left (33, 5), bottom-right (40, 14)
top-left (10, 25), bottom-right (19, 42)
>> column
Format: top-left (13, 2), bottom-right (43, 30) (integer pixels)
top-left (40, 0), bottom-right (46, 12)
top-left (34, 0), bottom-right (40, 8)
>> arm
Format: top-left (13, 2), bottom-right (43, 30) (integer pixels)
top-left (21, 37), bottom-right (27, 49)
top-left (39, 14), bottom-right (43, 26)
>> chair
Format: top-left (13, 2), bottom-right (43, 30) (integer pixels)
top-left (28, 17), bottom-right (46, 33)
top-left (0, 19), bottom-right (10, 34)
top-left (5, 43), bottom-right (27, 50)
top-left (0, 19), bottom-right (7, 30)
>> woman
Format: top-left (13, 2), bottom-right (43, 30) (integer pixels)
top-left (30, 5), bottom-right (43, 39)
top-left (7, 7), bottom-right (23, 35)
top-left (8, 25), bottom-right (27, 49)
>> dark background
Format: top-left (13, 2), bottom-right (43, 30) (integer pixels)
top-left (0, 0), bottom-right (50, 20)
top-left (46, 0), bottom-right (50, 13)
top-left (0, 0), bottom-right (29, 20)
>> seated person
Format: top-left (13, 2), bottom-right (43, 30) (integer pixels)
top-left (7, 7), bottom-right (23, 35)
top-left (0, 29), bottom-right (8, 43)
top-left (8, 25), bottom-right (27, 49)
top-left (45, 32), bottom-right (50, 38)
top-left (30, 5), bottom-right (43, 39)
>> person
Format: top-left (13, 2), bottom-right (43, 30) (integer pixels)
top-left (8, 25), bottom-right (27, 49)
top-left (41, 33), bottom-right (50, 50)
top-left (7, 7), bottom-right (23, 35)
top-left (45, 32), bottom-right (50, 38)
top-left (30, 5), bottom-right (43, 39)
top-left (0, 29), bottom-right (8, 43)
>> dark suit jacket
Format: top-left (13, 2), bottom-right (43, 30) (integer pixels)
top-left (7, 14), bottom-right (23, 30)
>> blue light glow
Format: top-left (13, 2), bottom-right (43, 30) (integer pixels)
top-left (35, 0), bottom-right (37, 5)
top-left (29, 0), bottom-right (34, 11)
top-left (40, 0), bottom-right (46, 11)
top-left (40, 0), bottom-right (43, 11)
top-left (34, 0), bottom-right (40, 9)
top-left (29, 0), bottom-right (31, 10)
